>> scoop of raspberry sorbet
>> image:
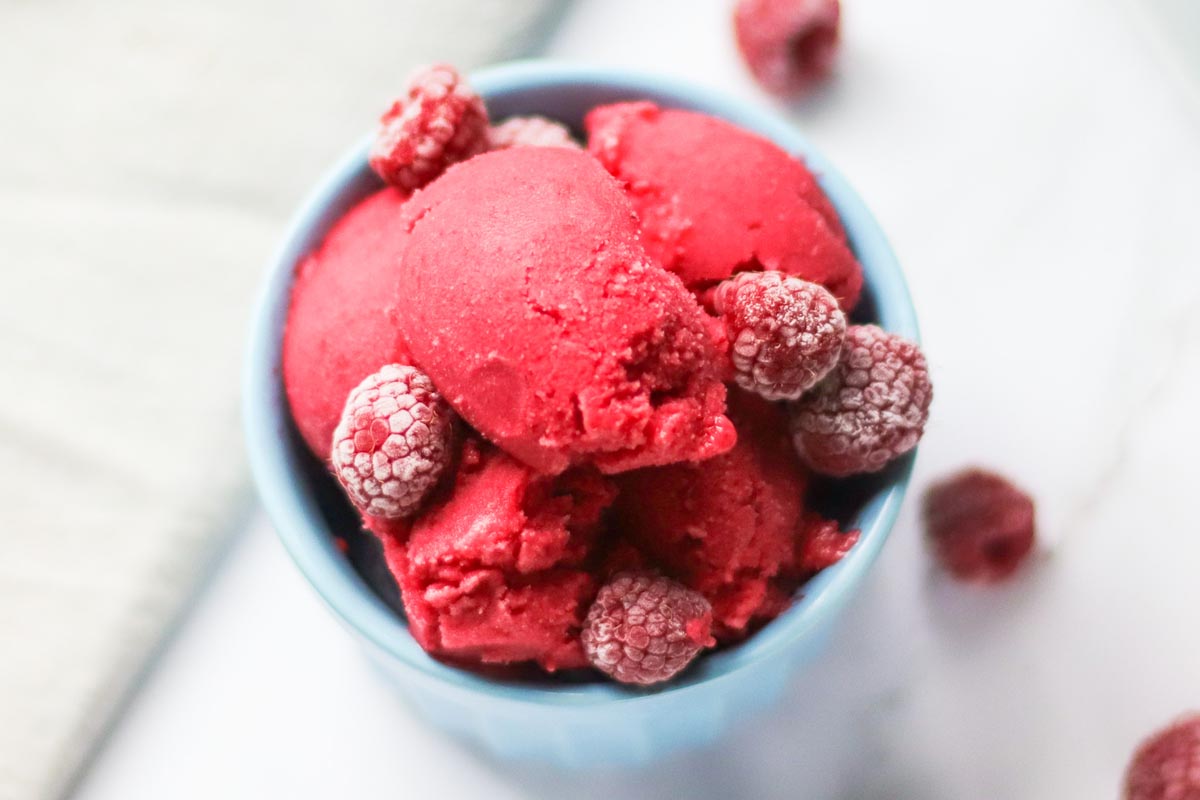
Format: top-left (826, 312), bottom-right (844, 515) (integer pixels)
top-left (585, 102), bottom-right (861, 310)
top-left (614, 391), bottom-right (809, 638)
top-left (282, 188), bottom-right (413, 459)
top-left (386, 439), bottom-right (618, 671)
top-left (393, 146), bottom-right (735, 475)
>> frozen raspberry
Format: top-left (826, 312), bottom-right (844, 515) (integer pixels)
top-left (582, 571), bottom-right (714, 686)
top-left (796, 515), bottom-right (860, 572)
top-left (1124, 714), bottom-right (1200, 800)
top-left (713, 270), bottom-right (846, 401)
top-left (789, 325), bottom-right (931, 476)
top-left (368, 64), bottom-right (488, 192)
top-left (734, 0), bottom-right (841, 98)
top-left (923, 468), bottom-right (1036, 583)
top-left (488, 116), bottom-right (580, 151)
top-left (331, 364), bottom-right (455, 519)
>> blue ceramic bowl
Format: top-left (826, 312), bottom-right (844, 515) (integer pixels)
top-left (243, 61), bottom-right (919, 768)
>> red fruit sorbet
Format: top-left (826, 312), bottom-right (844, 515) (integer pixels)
top-left (283, 85), bottom-right (902, 684)
top-left (615, 391), bottom-right (810, 638)
top-left (796, 515), bottom-right (860, 573)
top-left (387, 440), bottom-right (618, 671)
top-left (393, 146), bottom-right (735, 475)
top-left (585, 102), bottom-right (860, 309)
top-left (923, 468), bottom-right (1036, 583)
top-left (282, 188), bottom-right (412, 459)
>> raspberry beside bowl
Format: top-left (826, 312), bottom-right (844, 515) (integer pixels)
top-left (242, 61), bottom-right (919, 767)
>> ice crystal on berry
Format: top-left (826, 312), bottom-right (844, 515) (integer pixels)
top-left (331, 364), bottom-right (454, 519)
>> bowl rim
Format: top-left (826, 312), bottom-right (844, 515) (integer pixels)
top-left (243, 60), bottom-right (919, 709)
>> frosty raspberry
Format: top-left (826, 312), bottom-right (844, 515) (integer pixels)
top-left (582, 571), bottom-right (714, 685)
top-left (331, 364), bottom-right (454, 519)
top-left (789, 324), bottom-right (931, 476)
top-left (923, 468), bottom-right (1035, 583)
top-left (488, 116), bottom-right (580, 150)
top-left (714, 270), bottom-right (846, 401)
top-left (734, 0), bottom-right (841, 97)
top-left (369, 64), bottom-right (489, 192)
top-left (1124, 713), bottom-right (1200, 800)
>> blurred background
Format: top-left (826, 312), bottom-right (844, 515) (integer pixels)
top-left (1, 0), bottom-right (1198, 798)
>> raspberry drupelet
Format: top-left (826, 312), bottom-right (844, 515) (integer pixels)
top-left (1124, 713), bottom-right (1200, 800)
top-left (369, 64), bottom-right (489, 192)
top-left (488, 116), bottom-right (580, 150)
top-left (923, 468), bottom-right (1036, 583)
top-left (789, 324), bottom-right (931, 476)
top-left (331, 364), bottom-right (455, 519)
top-left (582, 571), bottom-right (715, 686)
top-left (713, 270), bottom-right (846, 401)
top-left (734, 0), bottom-right (841, 98)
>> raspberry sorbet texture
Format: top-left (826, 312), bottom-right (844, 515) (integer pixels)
top-left (387, 441), bottom-right (618, 671)
top-left (615, 391), bottom-right (810, 637)
top-left (282, 188), bottom-right (412, 458)
top-left (585, 102), bottom-right (861, 309)
top-left (394, 146), bottom-right (735, 475)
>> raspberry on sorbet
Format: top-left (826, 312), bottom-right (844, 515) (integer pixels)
top-left (789, 325), bottom-right (932, 476)
top-left (581, 571), bottom-right (714, 686)
top-left (331, 364), bottom-right (455, 519)
top-left (714, 270), bottom-right (846, 401)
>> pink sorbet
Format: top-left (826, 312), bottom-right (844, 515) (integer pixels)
top-left (283, 188), bottom-right (413, 458)
top-left (586, 102), bottom-right (862, 310)
top-left (614, 391), bottom-right (810, 638)
top-left (385, 439), bottom-right (618, 670)
top-left (393, 146), bottom-right (735, 475)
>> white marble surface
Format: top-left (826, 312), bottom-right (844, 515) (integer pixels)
top-left (74, 0), bottom-right (1200, 798)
